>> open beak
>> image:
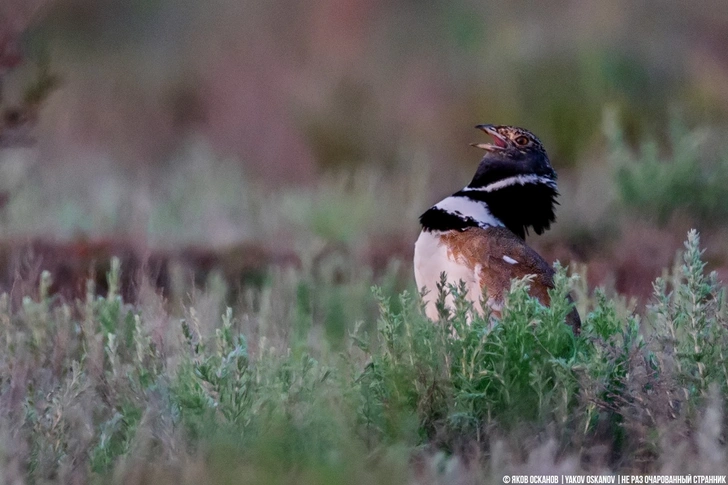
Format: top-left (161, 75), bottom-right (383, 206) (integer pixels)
top-left (470, 124), bottom-right (509, 151)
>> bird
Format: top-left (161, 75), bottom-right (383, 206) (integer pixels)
top-left (413, 124), bottom-right (581, 334)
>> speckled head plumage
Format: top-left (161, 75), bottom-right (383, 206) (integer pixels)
top-left (469, 124), bottom-right (556, 187)
top-left (472, 124), bottom-right (546, 154)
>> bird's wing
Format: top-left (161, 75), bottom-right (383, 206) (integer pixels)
top-left (439, 226), bottom-right (580, 334)
top-left (481, 226), bottom-right (581, 332)
top-left (440, 226), bottom-right (554, 305)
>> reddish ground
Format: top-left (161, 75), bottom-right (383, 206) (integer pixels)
top-left (2, 223), bottom-right (725, 309)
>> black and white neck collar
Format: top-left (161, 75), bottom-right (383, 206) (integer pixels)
top-left (461, 173), bottom-right (557, 193)
top-left (419, 195), bottom-right (503, 232)
top-left (419, 173), bottom-right (558, 239)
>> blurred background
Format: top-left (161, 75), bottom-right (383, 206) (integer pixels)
top-left (2, 0), bottom-right (728, 306)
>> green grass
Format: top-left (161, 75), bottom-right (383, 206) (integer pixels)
top-left (1, 230), bottom-right (727, 483)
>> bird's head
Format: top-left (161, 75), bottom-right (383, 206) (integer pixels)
top-left (469, 124), bottom-right (556, 187)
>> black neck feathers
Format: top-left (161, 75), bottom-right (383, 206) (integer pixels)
top-left (454, 181), bottom-right (558, 239)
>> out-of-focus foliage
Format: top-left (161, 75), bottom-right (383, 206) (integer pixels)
top-left (613, 118), bottom-right (728, 224)
top-left (9, 0), bottom-right (728, 178)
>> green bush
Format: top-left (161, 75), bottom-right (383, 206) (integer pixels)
top-left (0, 232), bottom-right (727, 483)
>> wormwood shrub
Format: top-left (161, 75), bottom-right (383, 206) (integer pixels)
top-left (357, 267), bottom-right (581, 447)
top-left (1, 258), bottom-right (361, 482)
top-left (650, 230), bottom-right (728, 410)
top-left (358, 230), bottom-right (727, 461)
top-left (171, 306), bottom-right (345, 466)
top-left (2, 259), bottom-right (160, 479)
top-left (576, 288), bottom-right (654, 460)
top-left (0, 231), bottom-right (726, 483)
top-left (576, 230), bottom-right (728, 462)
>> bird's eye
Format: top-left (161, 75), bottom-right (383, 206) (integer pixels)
top-left (514, 136), bottom-right (529, 146)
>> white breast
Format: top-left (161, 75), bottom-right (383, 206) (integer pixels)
top-left (413, 230), bottom-right (484, 321)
